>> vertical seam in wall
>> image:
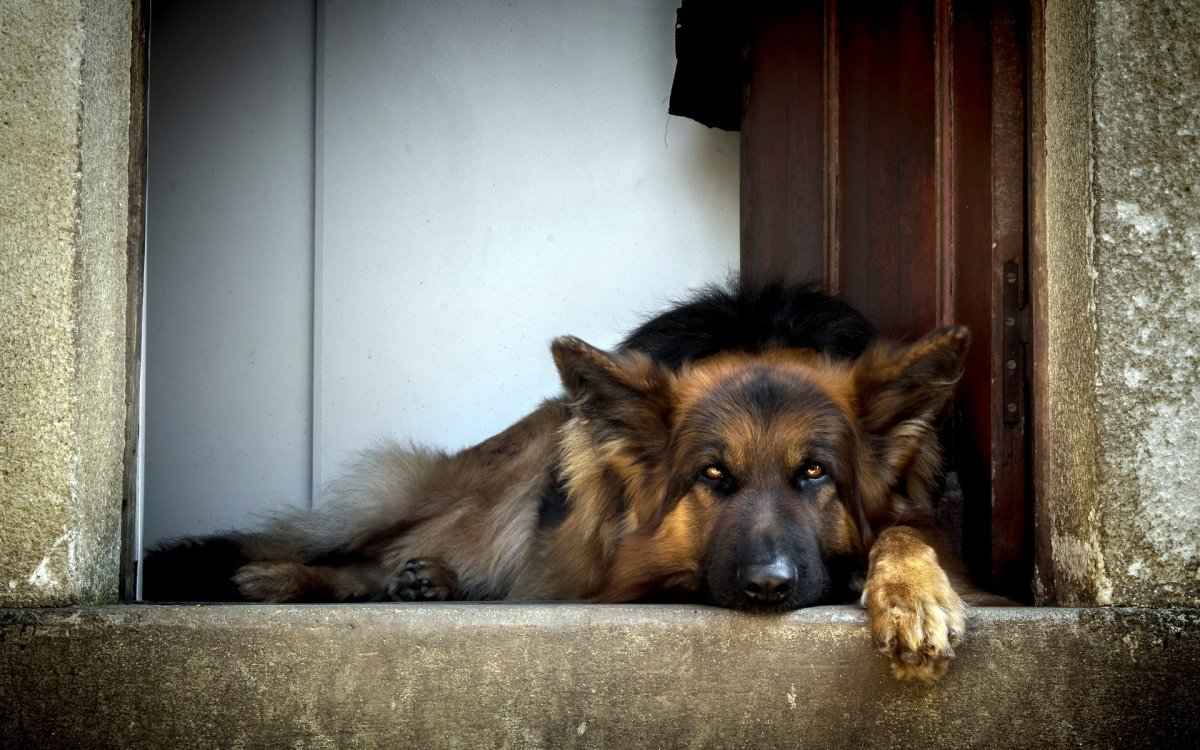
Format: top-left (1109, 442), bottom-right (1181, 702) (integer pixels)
top-left (1085, 0), bottom-right (1099, 368)
top-left (135, 274), bottom-right (148, 600)
top-left (1082, 0), bottom-right (1111, 605)
top-left (66, 4), bottom-right (88, 599)
top-left (1029, 0), bottom-right (1054, 603)
top-left (822, 0), bottom-right (841, 296)
top-left (933, 0), bottom-right (953, 325)
top-left (310, 0), bottom-right (326, 507)
top-left (1042, 0), bottom-right (1111, 605)
top-left (126, 0), bottom-right (150, 602)
top-left (1081, 0), bottom-right (1108, 605)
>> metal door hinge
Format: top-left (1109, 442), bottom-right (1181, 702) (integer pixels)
top-left (1001, 260), bottom-right (1027, 427)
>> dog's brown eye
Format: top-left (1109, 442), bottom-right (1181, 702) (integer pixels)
top-left (699, 464), bottom-right (737, 496)
top-left (803, 463), bottom-right (825, 480)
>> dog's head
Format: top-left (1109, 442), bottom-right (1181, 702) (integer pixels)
top-left (552, 326), bottom-right (969, 611)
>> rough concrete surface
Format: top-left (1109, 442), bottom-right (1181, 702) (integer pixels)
top-left (0, 0), bottom-right (86, 604)
top-left (1089, 0), bottom-right (1200, 605)
top-left (1040, 0), bottom-right (1200, 605)
top-left (0, 604), bottom-right (1196, 750)
top-left (1039, 0), bottom-right (1110, 606)
top-left (0, 0), bottom-right (130, 605)
top-left (74, 0), bottom-right (133, 605)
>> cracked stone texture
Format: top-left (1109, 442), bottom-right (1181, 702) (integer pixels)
top-left (1090, 0), bottom-right (1200, 605)
top-left (2, 604), bottom-right (1198, 749)
top-left (0, 0), bottom-right (130, 605)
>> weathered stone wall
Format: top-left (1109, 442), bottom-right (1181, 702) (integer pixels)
top-left (1090, 0), bottom-right (1200, 605)
top-left (0, 0), bottom-right (131, 605)
top-left (2, 604), bottom-right (1198, 749)
top-left (1039, 0), bottom-right (1106, 606)
top-left (1041, 0), bottom-right (1200, 605)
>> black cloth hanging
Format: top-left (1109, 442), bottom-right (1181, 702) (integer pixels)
top-left (667, 0), bottom-right (751, 131)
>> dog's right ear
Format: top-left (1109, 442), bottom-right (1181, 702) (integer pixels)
top-left (851, 325), bottom-right (970, 492)
top-left (552, 336), bottom-right (674, 436)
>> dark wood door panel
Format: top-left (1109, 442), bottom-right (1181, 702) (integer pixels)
top-left (836, 0), bottom-right (940, 339)
top-left (741, 0), bottom-right (1032, 598)
top-left (740, 0), bottom-right (826, 285)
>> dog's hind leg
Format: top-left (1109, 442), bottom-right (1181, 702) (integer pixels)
top-left (232, 560), bottom-right (389, 602)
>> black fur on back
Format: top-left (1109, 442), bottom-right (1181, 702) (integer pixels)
top-left (619, 278), bottom-right (876, 368)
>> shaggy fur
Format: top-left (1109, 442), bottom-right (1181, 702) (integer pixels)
top-left (144, 281), bottom-right (984, 682)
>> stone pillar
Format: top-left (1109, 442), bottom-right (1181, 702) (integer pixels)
top-left (1040, 0), bottom-right (1200, 606)
top-left (0, 0), bottom-right (133, 605)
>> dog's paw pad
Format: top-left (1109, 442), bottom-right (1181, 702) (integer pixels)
top-left (387, 558), bottom-right (459, 602)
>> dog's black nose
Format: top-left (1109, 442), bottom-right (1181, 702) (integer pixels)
top-left (738, 560), bottom-right (796, 604)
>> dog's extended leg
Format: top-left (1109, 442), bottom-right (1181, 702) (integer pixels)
top-left (232, 561), bottom-right (387, 602)
top-left (861, 524), bottom-right (967, 683)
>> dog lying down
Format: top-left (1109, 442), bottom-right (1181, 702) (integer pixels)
top-left (145, 281), bottom-right (995, 682)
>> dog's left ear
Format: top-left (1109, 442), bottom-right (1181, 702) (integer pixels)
top-left (552, 336), bottom-right (674, 437)
top-left (852, 325), bottom-right (970, 483)
top-left (553, 337), bottom-right (677, 530)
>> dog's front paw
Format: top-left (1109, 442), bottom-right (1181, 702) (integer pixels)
top-left (864, 579), bottom-right (965, 682)
top-left (232, 561), bottom-right (308, 602)
top-left (387, 558), bottom-right (459, 602)
top-left (862, 530), bottom-right (967, 683)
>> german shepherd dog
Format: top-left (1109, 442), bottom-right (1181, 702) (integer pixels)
top-left (145, 282), bottom-right (983, 682)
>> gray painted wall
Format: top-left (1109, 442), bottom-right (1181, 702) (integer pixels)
top-left (143, 1), bottom-right (317, 548)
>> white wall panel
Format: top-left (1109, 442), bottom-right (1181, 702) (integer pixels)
top-left (142, 1), bottom-right (316, 545)
top-left (142, 0), bottom-right (739, 543)
top-left (317, 0), bottom-right (739, 482)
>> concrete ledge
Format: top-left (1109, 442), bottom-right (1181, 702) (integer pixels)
top-left (2, 604), bottom-right (1197, 748)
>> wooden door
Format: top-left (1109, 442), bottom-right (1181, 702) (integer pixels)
top-left (741, 0), bottom-right (1031, 598)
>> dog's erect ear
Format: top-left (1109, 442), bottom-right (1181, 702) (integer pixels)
top-left (553, 337), bottom-right (676, 530)
top-left (852, 325), bottom-right (970, 483)
top-left (552, 336), bottom-right (674, 435)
